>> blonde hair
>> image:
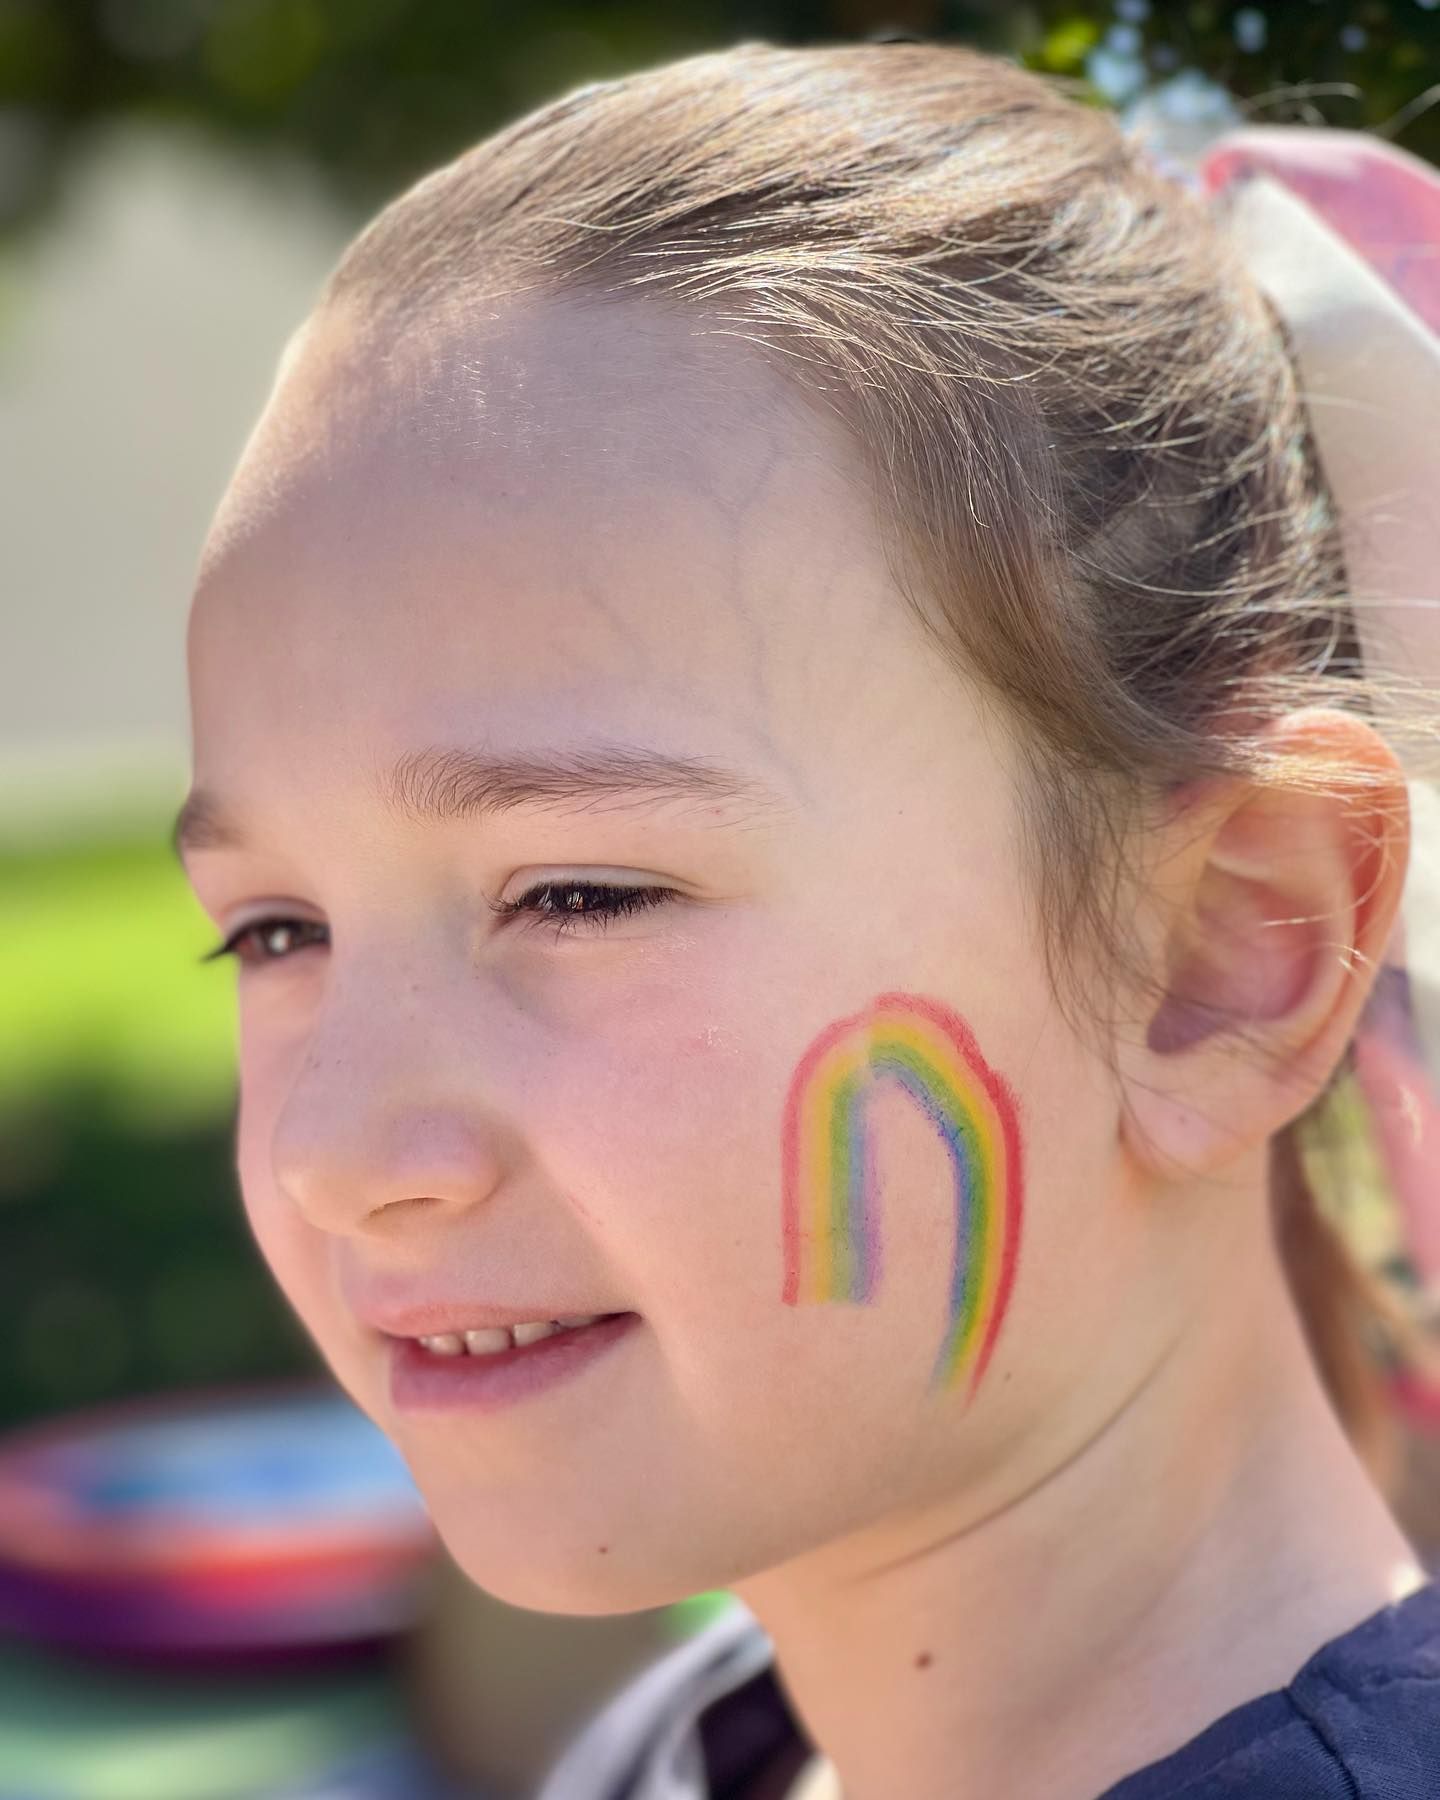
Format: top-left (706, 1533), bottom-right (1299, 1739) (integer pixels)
top-left (315, 39), bottom-right (1438, 1487)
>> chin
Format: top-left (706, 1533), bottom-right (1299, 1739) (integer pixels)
top-left (407, 1455), bottom-right (772, 1617)
top-left (431, 1510), bottom-right (715, 1618)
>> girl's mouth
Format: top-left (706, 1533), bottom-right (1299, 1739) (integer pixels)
top-left (386, 1312), bottom-right (640, 1414)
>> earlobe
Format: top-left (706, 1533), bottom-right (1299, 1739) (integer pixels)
top-left (1118, 710), bottom-right (1409, 1185)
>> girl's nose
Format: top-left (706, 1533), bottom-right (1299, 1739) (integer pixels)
top-left (271, 1099), bottom-right (511, 1242)
top-left (262, 978), bottom-right (514, 1241)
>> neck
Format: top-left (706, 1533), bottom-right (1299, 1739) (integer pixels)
top-left (732, 1165), bottom-right (1427, 1800)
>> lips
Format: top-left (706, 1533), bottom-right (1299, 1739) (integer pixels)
top-left (386, 1312), bottom-right (641, 1414)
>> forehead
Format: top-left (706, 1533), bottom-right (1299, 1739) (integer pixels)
top-left (187, 293), bottom-right (912, 776)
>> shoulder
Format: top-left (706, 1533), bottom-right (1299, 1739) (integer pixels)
top-left (1287, 1577), bottom-right (1440, 1795)
top-left (1099, 1580), bottom-right (1440, 1799)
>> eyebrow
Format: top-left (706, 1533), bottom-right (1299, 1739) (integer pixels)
top-left (171, 742), bottom-right (789, 862)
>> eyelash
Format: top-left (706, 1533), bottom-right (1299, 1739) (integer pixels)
top-left (199, 881), bottom-right (676, 967)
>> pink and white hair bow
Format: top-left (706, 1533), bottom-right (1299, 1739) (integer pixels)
top-left (1196, 126), bottom-right (1440, 1334)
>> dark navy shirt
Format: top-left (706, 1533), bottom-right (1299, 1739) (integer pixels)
top-left (1096, 1578), bottom-right (1440, 1799)
top-left (536, 1580), bottom-right (1440, 1798)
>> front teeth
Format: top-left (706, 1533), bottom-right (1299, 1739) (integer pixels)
top-left (416, 1315), bottom-right (605, 1357)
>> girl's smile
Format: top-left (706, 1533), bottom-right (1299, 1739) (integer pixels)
top-left (384, 1311), bottom-right (644, 1415)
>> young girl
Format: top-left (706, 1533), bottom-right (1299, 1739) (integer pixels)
top-left (174, 40), bottom-right (1440, 1800)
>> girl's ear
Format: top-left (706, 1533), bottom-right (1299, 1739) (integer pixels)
top-left (1116, 709), bottom-right (1410, 1184)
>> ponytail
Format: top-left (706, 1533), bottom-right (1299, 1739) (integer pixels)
top-left (1278, 1058), bottom-right (1440, 1500)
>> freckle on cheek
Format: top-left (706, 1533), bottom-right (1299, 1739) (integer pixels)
top-left (777, 990), bottom-right (1025, 1405)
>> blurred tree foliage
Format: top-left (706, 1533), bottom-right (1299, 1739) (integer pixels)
top-left (0, 0), bottom-right (1435, 253)
top-left (1, 1070), bottom-right (312, 1419)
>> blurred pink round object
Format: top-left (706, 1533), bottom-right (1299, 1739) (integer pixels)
top-left (0, 1380), bottom-right (438, 1658)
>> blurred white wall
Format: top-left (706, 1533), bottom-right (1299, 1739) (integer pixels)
top-left (0, 118), bottom-right (351, 834)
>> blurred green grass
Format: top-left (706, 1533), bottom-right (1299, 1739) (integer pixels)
top-left (1, 831), bottom-right (235, 1133)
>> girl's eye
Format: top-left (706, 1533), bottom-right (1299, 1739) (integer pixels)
top-left (200, 917), bottom-right (328, 967)
top-left (198, 882), bottom-right (674, 966)
top-left (491, 880), bottom-right (676, 938)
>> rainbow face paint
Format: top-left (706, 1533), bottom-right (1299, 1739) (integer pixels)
top-left (780, 991), bottom-right (1024, 1401)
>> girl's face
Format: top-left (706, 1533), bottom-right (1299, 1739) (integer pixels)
top-left (181, 297), bottom-right (1143, 1611)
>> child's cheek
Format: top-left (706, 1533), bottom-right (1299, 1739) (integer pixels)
top-left (552, 988), bottom-right (1027, 1411)
top-left (539, 1012), bottom-right (767, 1274)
